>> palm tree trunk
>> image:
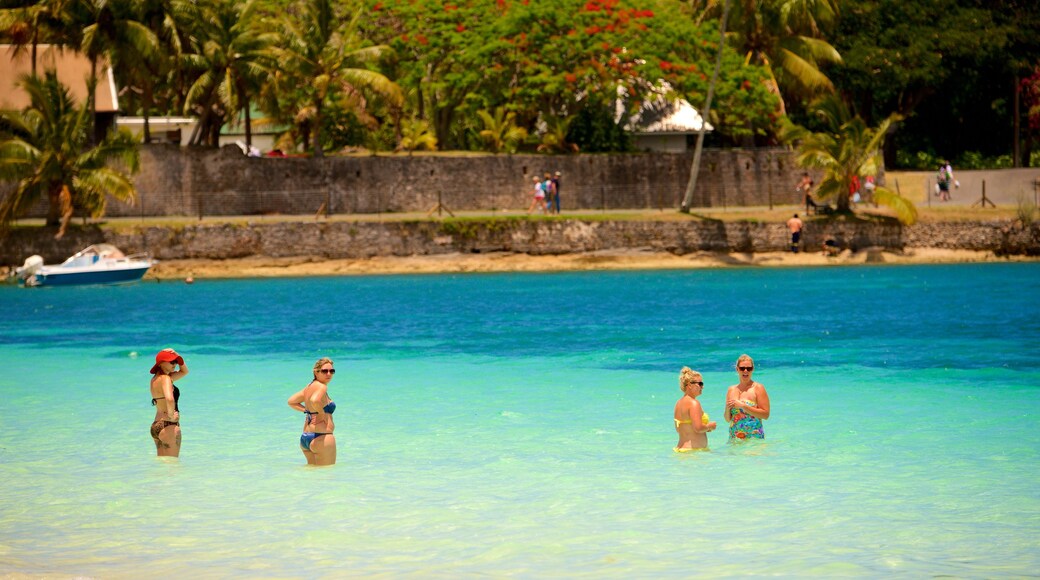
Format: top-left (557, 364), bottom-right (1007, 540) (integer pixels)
top-left (681, 0), bottom-right (732, 212)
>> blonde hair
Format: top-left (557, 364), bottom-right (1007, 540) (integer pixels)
top-left (736, 354), bottom-right (754, 368)
top-left (678, 366), bottom-right (702, 392)
top-left (312, 357), bottom-right (334, 378)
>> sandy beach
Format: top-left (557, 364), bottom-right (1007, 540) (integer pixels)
top-left (145, 248), bottom-right (1037, 280)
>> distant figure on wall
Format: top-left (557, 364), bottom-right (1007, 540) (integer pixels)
top-left (551, 171), bottom-right (562, 214)
top-left (796, 172), bottom-right (817, 214)
top-left (936, 161), bottom-right (959, 202)
top-left (527, 175), bottom-right (548, 214)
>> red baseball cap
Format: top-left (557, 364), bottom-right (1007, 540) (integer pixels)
top-left (150, 350), bottom-right (184, 374)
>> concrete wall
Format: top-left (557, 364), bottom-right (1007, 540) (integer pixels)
top-left (885, 168), bottom-right (1040, 206)
top-left (4, 218), bottom-right (1037, 265)
top-left (21, 146), bottom-right (810, 218)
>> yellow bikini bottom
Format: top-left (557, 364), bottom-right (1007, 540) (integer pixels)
top-left (673, 446), bottom-right (708, 453)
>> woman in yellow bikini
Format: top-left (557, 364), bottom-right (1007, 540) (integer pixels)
top-left (673, 367), bottom-right (717, 452)
top-left (725, 354), bottom-right (770, 441)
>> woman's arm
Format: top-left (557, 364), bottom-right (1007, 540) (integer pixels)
top-left (690, 401), bottom-right (715, 433)
top-left (724, 387), bottom-right (738, 423)
top-left (307, 384), bottom-right (328, 418)
top-left (160, 375), bottom-right (179, 421)
top-left (169, 361), bottom-right (189, 382)
top-left (287, 389), bottom-right (307, 412)
top-left (740, 384), bottom-right (771, 420)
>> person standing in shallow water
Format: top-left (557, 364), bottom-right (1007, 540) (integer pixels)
top-left (288, 358), bottom-right (338, 466)
top-left (673, 367), bottom-right (717, 452)
top-left (725, 354), bottom-right (770, 441)
top-left (149, 348), bottom-right (189, 457)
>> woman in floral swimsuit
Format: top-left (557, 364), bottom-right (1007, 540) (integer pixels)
top-left (725, 354), bottom-right (770, 441)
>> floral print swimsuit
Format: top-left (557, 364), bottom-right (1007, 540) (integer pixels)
top-left (729, 400), bottom-right (764, 440)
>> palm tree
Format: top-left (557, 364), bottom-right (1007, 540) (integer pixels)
top-left (536, 115), bottom-right (578, 153)
top-left (0, 72), bottom-right (140, 239)
top-left (699, 0), bottom-right (842, 114)
top-left (71, 0), bottom-right (159, 140)
top-left (477, 107), bottom-right (527, 154)
top-left (396, 118), bottom-right (437, 153)
top-left (182, 0), bottom-right (273, 148)
top-left (783, 94), bottom-right (916, 224)
top-left (0, 0), bottom-right (76, 75)
top-left (273, 0), bottom-right (402, 157)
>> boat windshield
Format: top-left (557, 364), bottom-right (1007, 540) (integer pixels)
top-left (60, 244), bottom-right (128, 267)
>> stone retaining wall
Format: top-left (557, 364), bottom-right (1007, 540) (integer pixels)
top-left (21, 146), bottom-right (808, 218)
top-left (4, 219), bottom-right (1037, 265)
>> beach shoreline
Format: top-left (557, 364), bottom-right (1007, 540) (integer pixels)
top-left (144, 248), bottom-right (1038, 279)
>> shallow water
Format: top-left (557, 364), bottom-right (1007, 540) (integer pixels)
top-left (1, 264), bottom-right (1038, 577)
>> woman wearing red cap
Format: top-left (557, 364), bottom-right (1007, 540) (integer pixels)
top-left (149, 348), bottom-right (189, 457)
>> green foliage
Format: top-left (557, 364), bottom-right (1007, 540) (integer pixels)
top-left (477, 107), bottom-right (527, 154)
top-left (567, 104), bottom-right (631, 153)
top-left (364, 0), bottom-right (778, 149)
top-left (397, 118), bottom-right (438, 152)
top-left (784, 94), bottom-right (916, 224)
top-left (0, 73), bottom-right (140, 239)
top-left (537, 115), bottom-right (579, 153)
top-left (1016, 194), bottom-right (1037, 227)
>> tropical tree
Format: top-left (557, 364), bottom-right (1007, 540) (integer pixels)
top-left (0, 0), bottom-right (76, 75)
top-left (537, 115), bottom-right (579, 153)
top-left (698, 0), bottom-right (841, 115)
top-left (0, 72), bottom-right (140, 239)
top-left (182, 0), bottom-right (273, 147)
top-left (477, 107), bottom-right (527, 154)
top-left (272, 0), bottom-right (402, 157)
top-left (70, 0), bottom-right (158, 140)
top-left (783, 94), bottom-right (915, 223)
top-left (396, 118), bottom-right (437, 153)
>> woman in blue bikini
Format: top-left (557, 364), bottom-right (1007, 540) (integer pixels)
top-left (725, 354), bottom-right (770, 441)
top-left (288, 357), bottom-right (338, 466)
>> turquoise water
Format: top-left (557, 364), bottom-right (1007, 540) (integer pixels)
top-left (1, 264), bottom-right (1038, 577)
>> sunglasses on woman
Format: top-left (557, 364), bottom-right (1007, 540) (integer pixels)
top-left (738, 366), bottom-right (754, 371)
top-left (319, 369), bottom-right (336, 375)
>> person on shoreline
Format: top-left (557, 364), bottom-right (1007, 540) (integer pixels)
top-left (288, 357), bottom-right (338, 466)
top-left (786, 213), bottom-right (803, 253)
top-left (725, 354), bottom-right (769, 441)
top-left (149, 348), bottom-right (188, 457)
top-left (526, 175), bottom-right (547, 214)
top-left (796, 172), bottom-right (817, 214)
top-left (674, 367), bottom-right (717, 452)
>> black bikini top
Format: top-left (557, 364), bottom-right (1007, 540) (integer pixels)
top-left (151, 385), bottom-right (180, 412)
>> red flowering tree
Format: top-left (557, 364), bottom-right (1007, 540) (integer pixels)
top-left (364, 0), bottom-right (777, 150)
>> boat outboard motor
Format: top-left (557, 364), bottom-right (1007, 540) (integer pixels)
top-left (14, 255), bottom-right (44, 284)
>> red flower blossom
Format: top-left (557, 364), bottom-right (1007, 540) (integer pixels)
top-left (372, 2), bottom-right (382, 10)
top-left (659, 60), bottom-right (672, 70)
top-left (444, 4), bottom-right (456, 11)
top-left (456, 23), bottom-right (465, 32)
top-left (565, 73), bottom-right (577, 83)
top-left (416, 34), bottom-right (428, 45)
top-left (585, 25), bottom-right (601, 34)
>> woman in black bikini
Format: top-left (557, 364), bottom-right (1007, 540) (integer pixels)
top-left (287, 357), bottom-right (337, 466)
top-left (149, 348), bottom-right (189, 457)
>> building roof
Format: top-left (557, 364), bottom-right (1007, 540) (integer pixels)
top-left (618, 81), bottom-right (713, 135)
top-left (0, 44), bottom-right (118, 113)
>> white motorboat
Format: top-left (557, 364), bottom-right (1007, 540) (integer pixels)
top-left (14, 244), bottom-right (153, 287)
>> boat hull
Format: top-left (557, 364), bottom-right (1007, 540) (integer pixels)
top-left (33, 265), bottom-right (151, 286)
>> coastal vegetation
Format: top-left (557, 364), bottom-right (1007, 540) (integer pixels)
top-left (0, 72), bottom-right (139, 238)
top-left (1, 0), bottom-right (1039, 233)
